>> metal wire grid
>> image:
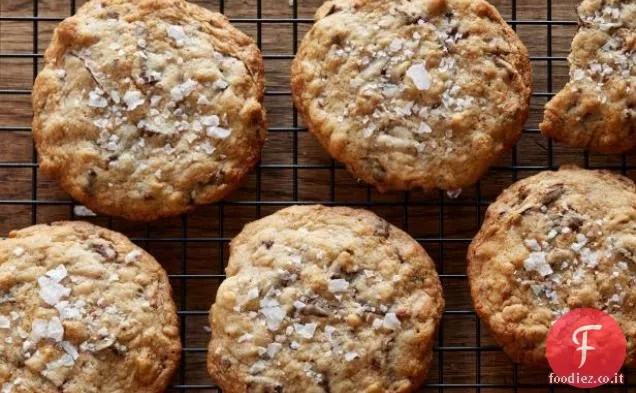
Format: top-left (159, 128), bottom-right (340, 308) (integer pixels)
top-left (0, 0), bottom-right (635, 392)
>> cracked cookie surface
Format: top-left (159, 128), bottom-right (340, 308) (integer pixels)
top-left (291, 0), bottom-right (531, 192)
top-left (207, 205), bottom-right (444, 393)
top-left (33, 0), bottom-right (266, 221)
top-left (540, 0), bottom-right (635, 153)
top-left (0, 221), bottom-right (181, 392)
top-left (468, 167), bottom-right (636, 365)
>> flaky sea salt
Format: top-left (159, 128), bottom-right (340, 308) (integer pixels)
top-left (523, 252), bottom-right (553, 277)
top-left (396, 101), bottom-right (414, 117)
top-left (294, 322), bottom-right (318, 339)
top-left (382, 312), bottom-right (401, 330)
top-left (212, 80), bottom-right (229, 90)
top-left (580, 248), bottom-right (600, 268)
top-left (266, 342), bottom-right (282, 358)
top-left (110, 90), bottom-right (120, 103)
top-left (73, 205), bottom-right (96, 217)
top-left (328, 279), bottom-right (349, 293)
top-left (249, 360), bottom-right (267, 375)
top-left (201, 115), bottom-right (220, 127)
top-left (406, 64), bottom-right (431, 90)
top-left (12, 247), bottom-right (24, 257)
top-left (124, 249), bottom-right (142, 263)
top-left (609, 294), bottom-right (623, 304)
top-left (45, 354), bottom-right (74, 370)
top-left (123, 89), bottom-right (145, 111)
top-left (45, 265), bottom-right (68, 283)
top-left (47, 317), bottom-right (64, 342)
top-left (388, 38), bottom-right (404, 53)
top-left (362, 124), bottom-right (376, 138)
top-left (571, 234), bottom-right (588, 252)
top-left (31, 317), bottom-right (64, 343)
top-left (88, 88), bottom-right (108, 108)
top-left (416, 122), bottom-right (432, 134)
top-left (55, 301), bottom-right (82, 320)
top-left (167, 25), bottom-right (189, 47)
top-left (572, 267), bottom-right (585, 283)
top-left (247, 287), bottom-right (259, 301)
top-left (259, 298), bottom-right (287, 331)
top-left (62, 341), bottom-right (79, 360)
top-left (0, 316), bottom-right (10, 329)
top-left (524, 239), bottom-right (541, 252)
top-left (372, 318), bottom-right (383, 330)
top-left (38, 276), bottom-right (71, 306)
top-left (170, 79), bottom-right (198, 102)
top-left (207, 127), bottom-right (231, 139)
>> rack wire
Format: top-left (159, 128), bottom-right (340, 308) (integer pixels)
top-left (0, 0), bottom-right (635, 392)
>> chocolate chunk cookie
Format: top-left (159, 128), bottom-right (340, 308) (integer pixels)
top-left (32, 0), bottom-right (267, 221)
top-left (208, 205), bottom-right (444, 393)
top-left (540, 0), bottom-right (635, 153)
top-left (468, 166), bottom-right (636, 365)
top-left (291, 0), bottom-right (532, 192)
top-left (0, 221), bottom-right (181, 392)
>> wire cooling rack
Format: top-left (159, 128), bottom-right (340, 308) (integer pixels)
top-left (1, 0), bottom-right (635, 392)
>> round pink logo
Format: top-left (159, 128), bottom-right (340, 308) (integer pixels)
top-left (546, 308), bottom-right (626, 388)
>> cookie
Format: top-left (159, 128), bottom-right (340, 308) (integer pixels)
top-left (468, 166), bottom-right (636, 365)
top-left (291, 0), bottom-right (532, 192)
top-left (32, 0), bottom-right (267, 221)
top-left (0, 221), bottom-right (181, 392)
top-left (207, 205), bottom-right (444, 393)
top-left (540, 0), bottom-right (635, 153)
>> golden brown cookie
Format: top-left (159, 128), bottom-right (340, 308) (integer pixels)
top-left (208, 205), bottom-right (444, 393)
top-left (0, 221), bottom-right (181, 392)
top-left (33, 0), bottom-right (267, 221)
top-left (291, 0), bottom-right (532, 192)
top-left (540, 0), bottom-right (635, 153)
top-left (468, 166), bottom-right (636, 365)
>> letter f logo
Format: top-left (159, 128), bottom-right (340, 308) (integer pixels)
top-left (572, 325), bottom-right (602, 368)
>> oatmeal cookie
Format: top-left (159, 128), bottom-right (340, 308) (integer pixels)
top-left (540, 0), bottom-right (635, 153)
top-left (0, 221), bottom-right (181, 392)
top-left (208, 205), bottom-right (444, 393)
top-left (291, 0), bottom-right (532, 192)
top-left (32, 0), bottom-right (267, 221)
top-left (468, 166), bottom-right (636, 365)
